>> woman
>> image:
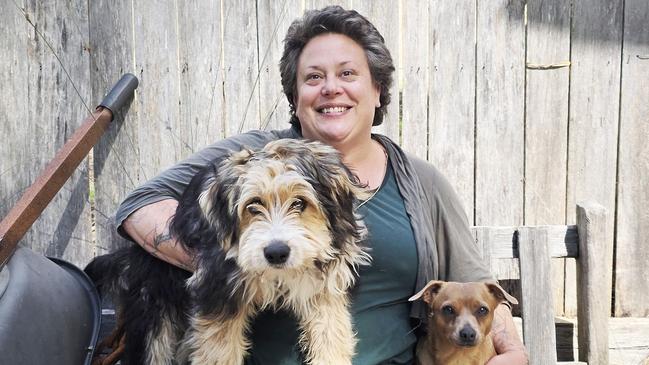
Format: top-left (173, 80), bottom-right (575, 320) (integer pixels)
top-left (116, 6), bottom-right (527, 364)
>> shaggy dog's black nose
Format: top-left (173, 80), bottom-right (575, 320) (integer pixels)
top-left (264, 241), bottom-right (290, 265)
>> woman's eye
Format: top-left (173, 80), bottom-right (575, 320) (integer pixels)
top-left (291, 198), bottom-right (306, 212)
top-left (307, 74), bottom-right (322, 81)
top-left (341, 70), bottom-right (354, 78)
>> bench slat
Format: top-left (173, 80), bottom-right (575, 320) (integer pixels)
top-left (472, 225), bottom-right (579, 259)
top-left (518, 227), bottom-right (558, 365)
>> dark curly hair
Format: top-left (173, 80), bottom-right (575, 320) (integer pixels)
top-left (279, 6), bottom-right (395, 131)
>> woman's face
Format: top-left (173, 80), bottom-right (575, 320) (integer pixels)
top-left (295, 33), bottom-right (380, 147)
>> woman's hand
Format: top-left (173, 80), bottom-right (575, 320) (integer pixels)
top-left (486, 304), bottom-right (529, 365)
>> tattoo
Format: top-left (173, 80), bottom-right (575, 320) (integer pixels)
top-left (153, 231), bottom-right (173, 248)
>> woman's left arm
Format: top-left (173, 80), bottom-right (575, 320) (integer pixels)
top-left (486, 304), bottom-right (528, 365)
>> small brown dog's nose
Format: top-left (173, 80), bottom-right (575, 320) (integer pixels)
top-left (264, 241), bottom-right (290, 265)
top-left (458, 324), bottom-right (477, 345)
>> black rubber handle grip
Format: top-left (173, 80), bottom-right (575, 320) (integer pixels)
top-left (98, 73), bottom-right (139, 115)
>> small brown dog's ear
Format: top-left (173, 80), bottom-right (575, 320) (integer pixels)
top-left (409, 280), bottom-right (444, 304)
top-left (486, 282), bottom-right (519, 305)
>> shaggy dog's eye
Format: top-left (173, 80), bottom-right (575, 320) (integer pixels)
top-left (290, 198), bottom-right (307, 212)
top-left (246, 199), bottom-right (263, 215)
top-left (441, 305), bottom-right (455, 316)
top-left (476, 306), bottom-right (489, 316)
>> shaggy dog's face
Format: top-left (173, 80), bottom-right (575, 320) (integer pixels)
top-left (233, 159), bottom-right (336, 272)
top-left (194, 139), bottom-right (367, 277)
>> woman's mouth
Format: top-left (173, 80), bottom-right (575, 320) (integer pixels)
top-left (317, 106), bottom-right (351, 115)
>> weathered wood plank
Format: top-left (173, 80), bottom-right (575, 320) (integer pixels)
top-left (257, 0), bottom-right (302, 132)
top-left (89, 0), bottom-right (140, 256)
top-left (8, 1), bottom-right (93, 267)
top-left (518, 226), bottom-right (557, 365)
top-left (354, 0), bottom-right (400, 143)
top-left (614, 0), bottom-right (649, 317)
top-left (567, 0), bottom-right (621, 261)
top-left (131, 1), bottom-right (183, 175)
top-left (304, 0), bottom-right (351, 10)
top-left (525, 0), bottom-right (572, 316)
top-left (576, 201), bottom-right (612, 364)
top-left (475, 0), bottom-right (525, 226)
top-left (428, 0), bottom-right (475, 219)
top-left (222, 0), bottom-right (260, 136)
top-left (472, 225), bottom-right (579, 259)
top-left (400, 0), bottom-right (428, 159)
top-left (0, 3), bottom-right (28, 221)
top-left (177, 0), bottom-right (224, 150)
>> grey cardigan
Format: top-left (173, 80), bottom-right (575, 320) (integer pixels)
top-left (115, 127), bottom-right (493, 321)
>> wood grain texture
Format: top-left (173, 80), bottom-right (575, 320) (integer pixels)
top-left (518, 226), bottom-right (558, 365)
top-left (576, 201), bottom-right (612, 364)
top-left (400, 0), bottom-right (429, 159)
top-left (525, 0), bottom-right (572, 316)
top-left (222, 0), bottom-right (260, 136)
top-left (567, 0), bottom-right (622, 253)
top-left (0, 109), bottom-right (112, 266)
top-left (614, 0), bottom-right (649, 317)
top-left (354, 0), bottom-right (400, 142)
top-left (428, 0), bottom-right (475, 219)
top-left (4, 1), bottom-right (94, 267)
top-left (257, 0), bottom-right (302, 132)
top-left (89, 0), bottom-right (140, 256)
top-left (475, 0), bottom-right (525, 226)
top-left (130, 1), bottom-right (184, 176)
top-left (177, 0), bottom-right (224, 150)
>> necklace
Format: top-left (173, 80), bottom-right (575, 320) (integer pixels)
top-left (356, 143), bottom-right (388, 210)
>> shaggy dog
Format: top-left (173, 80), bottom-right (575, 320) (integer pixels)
top-left (86, 139), bottom-right (371, 365)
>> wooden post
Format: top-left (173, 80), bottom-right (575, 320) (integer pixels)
top-left (576, 201), bottom-right (611, 364)
top-left (518, 227), bottom-right (557, 365)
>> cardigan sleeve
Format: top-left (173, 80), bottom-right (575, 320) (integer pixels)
top-left (409, 156), bottom-right (494, 283)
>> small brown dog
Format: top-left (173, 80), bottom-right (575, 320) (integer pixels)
top-left (409, 280), bottom-right (518, 365)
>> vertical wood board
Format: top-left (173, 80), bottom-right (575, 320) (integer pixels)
top-left (18, 1), bottom-right (93, 267)
top-left (614, 0), bottom-right (649, 317)
top-left (131, 2), bottom-right (183, 176)
top-left (525, 0), bottom-right (571, 316)
top-left (354, 0), bottom-right (401, 142)
top-left (177, 0), bottom-right (224, 152)
top-left (475, 0), bottom-right (525, 226)
top-left (257, 0), bottom-right (303, 132)
top-left (428, 0), bottom-right (476, 221)
top-left (222, 0), bottom-right (260, 136)
top-left (518, 227), bottom-right (558, 365)
top-left (400, 0), bottom-right (429, 159)
top-left (90, 0), bottom-right (140, 256)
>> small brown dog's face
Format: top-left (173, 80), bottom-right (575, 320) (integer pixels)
top-left (410, 281), bottom-right (518, 347)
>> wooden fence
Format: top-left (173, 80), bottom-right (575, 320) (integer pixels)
top-left (1, 0), bottom-right (647, 317)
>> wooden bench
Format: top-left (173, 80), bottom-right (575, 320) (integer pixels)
top-left (471, 201), bottom-right (612, 365)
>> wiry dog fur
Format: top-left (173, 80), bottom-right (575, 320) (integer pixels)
top-left (409, 281), bottom-right (518, 365)
top-left (85, 139), bottom-right (371, 365)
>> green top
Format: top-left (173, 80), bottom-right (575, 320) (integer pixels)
top-left (245, 161), bottom-right (419, 365)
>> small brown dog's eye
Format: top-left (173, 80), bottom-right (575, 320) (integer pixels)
top-left (290, 198), bottom-right (306, 212)
top-left (441, 305), bottom-right (455, 316)
top-left (477, 306), bottom-right (489, 316)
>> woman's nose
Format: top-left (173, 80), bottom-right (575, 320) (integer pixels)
top-left (321, 77), bottom-right (342, 96)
